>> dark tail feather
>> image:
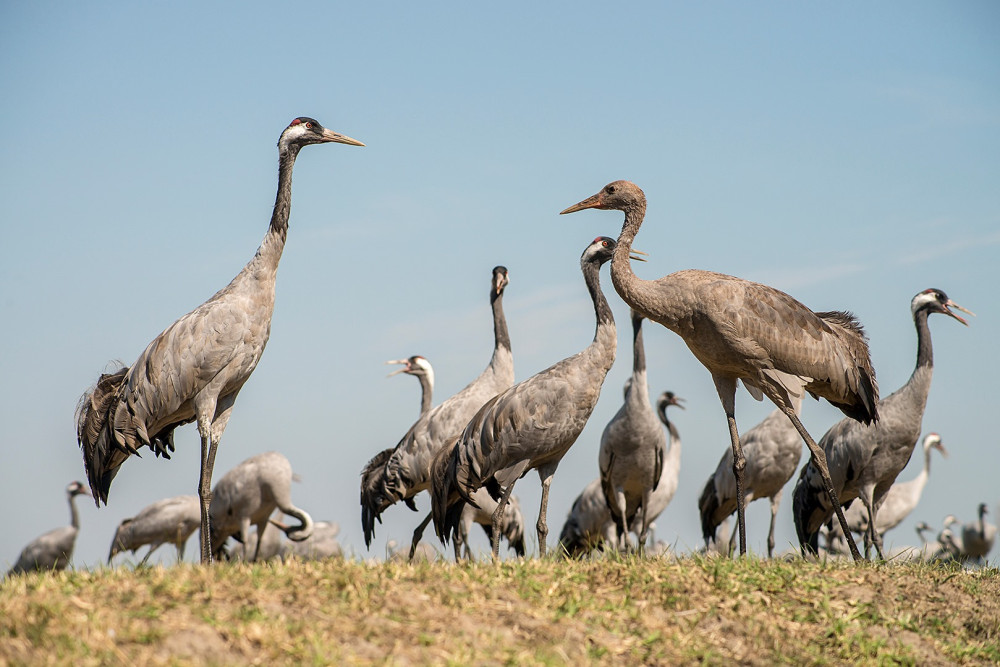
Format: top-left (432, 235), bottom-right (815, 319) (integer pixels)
top-left (76, 366), bottom-right (130, 506)
top-left (792, 468), bottom-right (821, 555)
top-left (816, 310), bottom-right (880, 425)
top-left (359, 448), bottom-right (395, 548)
top-left (698, 474), bottom-right (721, 546)
top-left (430, 443), bottom-right (463, 544)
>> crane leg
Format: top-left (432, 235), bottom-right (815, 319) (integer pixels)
top-left (491, 482), bottom-right (517, 562)
top-left (725, 414), bottom-right (748, 556)
top-left (198, 432), bottom-right (221, 564)
top-left (782, 408), bottom-right (862, 561)
top-left (536, 471), bottom-right (554, 558)
top-left (767, 490), bottom-right (782, 559)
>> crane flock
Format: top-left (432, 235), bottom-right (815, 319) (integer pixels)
top-left (3, 119), bottom-right (993, 577)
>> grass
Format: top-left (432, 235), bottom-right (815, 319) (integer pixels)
top-left (1, 555), bottom-right (998, 665)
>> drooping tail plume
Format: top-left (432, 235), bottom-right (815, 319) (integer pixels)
top-left (76, 365), bottom-right (130, 505)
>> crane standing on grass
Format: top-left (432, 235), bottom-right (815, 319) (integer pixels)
top-left (75, 118), bottom-right (363, 563)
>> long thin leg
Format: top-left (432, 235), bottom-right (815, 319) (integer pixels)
top-left (198, 433), bottom-right (215, 564)
top-left (782, 408), bottom-right (862, 561)
top-left (767, 490), bottom-right (782, 558)
top-left (409, 512), bottom-right (433, 561)
top-left (491, 482), bottom-right (517, 562)
top-left (139, 543), bottom-right (160, 567)
top-left (536, 470), bottom-right (554, 558)
top-left (712, 377), bottom-right (748, 556)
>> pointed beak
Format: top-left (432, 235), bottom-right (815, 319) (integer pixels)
top-left (629, 249), bottom-right (648, 262)
top-left (935, 441), bottom-right (949, 458)
top-left (668, 395), bottom-right (686, 409)
top-left (943, 299), bottom-right (974, 326)
top-left (385, 359), bottom-right (409, 377)
top-left (560, 192), bottom-right (602, 215)
top-left (320, 128), bottom-right (365, 147)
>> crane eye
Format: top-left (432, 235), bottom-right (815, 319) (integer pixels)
top-left (607, 185), bottom-right (616, 194)
top-left (305, 122), bottom-right (313, 129)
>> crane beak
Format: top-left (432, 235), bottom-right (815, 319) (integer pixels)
top-left (320, 128), bottom-right (365, 147)
top-left (935, 441), bottom-right (949, 458)
top-left (560, 192), bottom-right (603, 214)
top-left (385, 359), bottom-right (410, 377)
top-left (943, 299), bottom-right (974, 326)
top-left (629, 249), bottom-right (648, 262)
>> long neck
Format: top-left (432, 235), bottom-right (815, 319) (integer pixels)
top-left (68, 492), bottom-right (80, 530)
top-left (893, 308), bottom-right (934, 413)
top-left (251, 144), bottom-right (300, 275)
top-left (922, 442), bottom-right (934, 477)
top-left (418, 374), bottom-right (434, 415)
top-left (631, 312), bottom-right (646, 376)
top-left (914, 309), bottom-right (934, 371)
top-left (491, 288), bottom-right (511, 358)
top-left (583, 259), bottom-right (615, 351)
top-left (658, 405), bottom-right (681, 455)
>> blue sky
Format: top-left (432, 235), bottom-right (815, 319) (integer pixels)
top-left (2, 2), bottom-right (998, 567)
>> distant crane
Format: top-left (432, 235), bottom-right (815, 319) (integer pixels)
top-left (108, 494), bottom-right (200, 565)
top-left (386, 355), bottom-right (435, 417)
top-left (961, 503), bottom-right (997, 564)
top-left (209, 451), bottom-right (313, 562)
top-left (75, 118), bottom-right (363, 563)
top-left (699, 397), bottom-right (804, 558)
top-left (361, 266), bottom-right (514, 547)
top-left (559, 390), bottom-right (683, 557)
top-left (280, 521), bottom-right (343, 561)
top-left (434, 237), bottom-right (638, 560)
top-left (793, 289), bottom-right (971, 559)
top-left (561, 180), bottom-right (877, 561)
top-left (7, 482), bottom-right (91, 576)
top-left (599, 312), bottom-right (667, 552)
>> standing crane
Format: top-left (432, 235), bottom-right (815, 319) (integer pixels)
top-left (433, 237), bottom-right (639, 560)
top-left (559, 390), bottom-right (683, 557)
top-left (208, 451), bottom-right (314, 562)
top-left (7, 482), bottom-right (91, 576)
top-left (961, 503), bottom-right (996, 564)
top-left (75, 117), bottom-right (363, 563)
top-left (561, 180), bottom-right (877, 560)
top-left (361, 266), bottom-right (514, 548)
top-left (108, 494), bottom-right (201, 565)
top-left (698, 397), bottom-right (804, 558)
top-left (793, 289), bottom-right (971, 559)
top-left (599, 312), bottom-right (667, 552)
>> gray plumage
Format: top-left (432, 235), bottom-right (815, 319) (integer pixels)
top-left (75, 118), bottom-right (362, 564)
top-left (561, 180), bottom-right (878, 561)
top-left (961, 503), bottom-right (996, 563)
top-left (559, 391), bottom-right (682, 557)
top-left (7, 482), bottom-right (90, 576)
top-left (840, 433), bottom-right (948, 538)
top-left (433, 237), bottom-right (626, 560)
top-left (209, 451), bottom-right (314, 562)
top-left (793, 289), bottom-right (971, 559)
top-left (458, 489), bottom-right (527, 558)
top-left (698, 397), bottom-right (804, 558)
top-left (599, 312), bottom-right (667, 551)
top-left (108, 494), bottom-right (200, 565)
top-left (361, 266), bottom-right (514, 547)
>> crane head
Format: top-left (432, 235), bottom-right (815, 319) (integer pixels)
top-left (911, 288), bottom-right (974, 326)
top-left (279, 117), bottom-right (365, 150)
top-left (560, 180), bottom-right (645, 214)
top-left (491, 266), bottom-right (510, 299)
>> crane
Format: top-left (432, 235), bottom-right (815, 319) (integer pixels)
top-left (108, 494), bottom-right (201, 565)
top-left (961, 503), bottom-right (996, 564)
top-left (561, 180), bottom-right (877, 560)
top-left (793, 289), bottom-right (971, 559)
top-left (7, 481), bottom-right (91, 576)
top-left (75, 117), bottom-right (362, 563)
top-left (559, 390), bottom-right (683, 557)
top-left (208, 451), bottom-right (313, 562)
top-left (599, 312), bottom-right (667, 552)
top-left (433, 237), bottom-right (639, 560)
top-left (386, 355), bottom-right (435, 417)
top-left (698, 397), bottom-right (804, 557)
top-left (361, 266), bottom-right (514, 547)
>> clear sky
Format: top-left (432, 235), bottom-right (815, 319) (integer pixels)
top-left (2, 2), bottom-right (998, 568)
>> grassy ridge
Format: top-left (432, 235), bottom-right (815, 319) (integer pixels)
top-left (2, 556), bottom-right (998, 665)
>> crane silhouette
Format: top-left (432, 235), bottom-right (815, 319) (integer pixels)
top-left (108, 494), bottom-right (200, 565)
top-left (75, 117), bottom-right (362, 563)
top-left (561, 180), bottom-right (878, 560)
top-left (7, 482), bottom-right (91, 576)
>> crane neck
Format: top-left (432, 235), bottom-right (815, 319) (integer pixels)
top-left (631, 311), bottom-right (646, 375)
top-left (491, 286), bottom-right (511, 356)
top-left (913, 308), bottom-right (934, 371)
top-left (252, 143), bottom-right (301, 276)
top-left (68, 491), bottom-right (80, 530)
top-left (418, 374), bottom-right (434, 416)
top-left (658, 404), bottom-right (681, 451)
